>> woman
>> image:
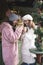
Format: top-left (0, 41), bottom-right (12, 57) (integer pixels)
top-left (21, 14), bottom-right (36, 65)
top-left (1, 13), bottom-right (23, 65)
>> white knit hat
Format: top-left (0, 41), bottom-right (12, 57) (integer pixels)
top-left (22, 14), bottom-right (33, 21)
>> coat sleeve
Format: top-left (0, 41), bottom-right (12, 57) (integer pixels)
top-left (3, 25), bottom-right (23, 43)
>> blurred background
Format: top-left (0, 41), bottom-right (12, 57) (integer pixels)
top-left (0, 0), bottom-right (43, 65)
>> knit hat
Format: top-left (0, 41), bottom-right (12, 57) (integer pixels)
top-left (22, 14), bottom-right (33, 21)
top-left (9, 13), bottom-right (19, 21)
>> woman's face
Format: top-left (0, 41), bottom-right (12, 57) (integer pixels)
top-left (13, 19), bottom-right (20, 26)
top-left (23, 20), bottom-right (32, 28)
top-left (13, 20), bottom-right (18, 26)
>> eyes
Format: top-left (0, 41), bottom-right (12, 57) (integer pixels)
top-left (16, 19), bottom-right (20, 22)
top-left (13, 19), bottom-right (20, 23)
top-left (23, 20), bottom-right (32, 22)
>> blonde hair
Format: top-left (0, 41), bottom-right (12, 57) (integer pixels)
top-left (31, 21), bottom-right (36, 29)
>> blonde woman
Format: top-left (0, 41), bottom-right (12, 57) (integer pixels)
top-left (21, 14), bottom-right (36, 65)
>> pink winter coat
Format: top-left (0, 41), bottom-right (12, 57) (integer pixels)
top-left (2, 22), bottom-right (23, 65)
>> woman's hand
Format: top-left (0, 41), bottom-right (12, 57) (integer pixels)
top-left (22, 27), bottom-right (28, 34)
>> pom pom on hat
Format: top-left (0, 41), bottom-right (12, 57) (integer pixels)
top-left (9, 13), bottom-right (19, 21)
top-left (22, 14), bottom-right (33, 21)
